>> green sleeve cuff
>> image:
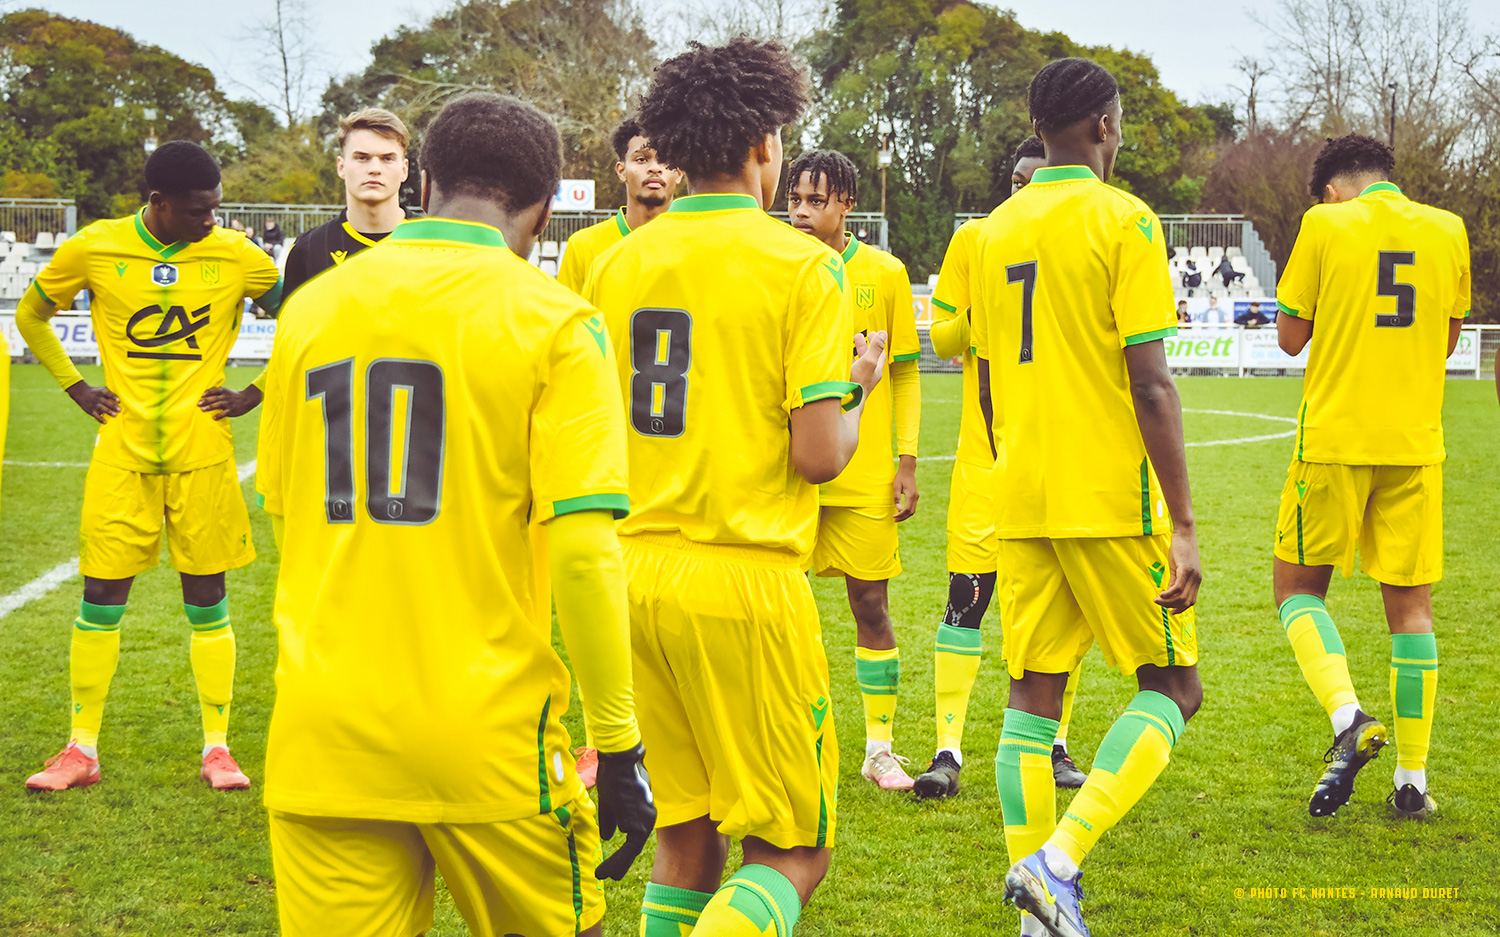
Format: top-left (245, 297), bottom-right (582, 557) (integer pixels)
top-left (552, 493), bottom-right (630, 520)
top-left (891, 352), bottom-right (922, 363)
top-left (799, 379), bottom-right (863, 412)
top-left (255, 276), bottom-right (286, 316)
top-left (1276, 300), bottom-right (1302, 319)
top-left (31, 281), bottom-right (55, 306)
top-left (931, 297), bottom-right (957, 313)
top-left (1123, 326), bottom-right (1177, 346)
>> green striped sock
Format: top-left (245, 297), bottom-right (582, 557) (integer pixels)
top-left (640, 882), bottom-right (714, 936)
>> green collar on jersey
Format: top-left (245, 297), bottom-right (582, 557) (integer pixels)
top-left (613, 208), bottom-right (631, 237)
top-left (669, 193), bottom-right (759, 213)
top-left (387, 217), bottom-right (507, 248)
top-left (1360, 181), bottom-right (1404, 197)
top-left (1030, 165), bottom-right (1099, 184)
top-left (134, 209), bottom-right (188, 260)
top-left (840, 234), bottom-right (859, 263)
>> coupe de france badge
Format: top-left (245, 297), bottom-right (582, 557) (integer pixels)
top-left (151, 263), bottom-right (178, 286)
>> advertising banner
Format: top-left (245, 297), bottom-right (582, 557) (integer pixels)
top-left (551, 179), bottom-right (596, 212)
top-left (3, 313), bottom-right (277, 361)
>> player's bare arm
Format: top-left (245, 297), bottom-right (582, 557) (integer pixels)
top-left (65, 380), bottom-right (121, 424)
top-left (198, 384), bottom-right (263, 420)
top-left (975, 354), bottom-right (997, 460)
top-left (1124, 339), bottom-right (1201, 610)
top-left (1277, 310), bottom-right (1313, 355)
top-left (789, 330), bottom-right (887, 483)
top-left (893, 453), bottom-right (918, 520)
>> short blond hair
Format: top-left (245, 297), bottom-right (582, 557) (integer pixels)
top-left (337, 108), bottom-right (410, 152)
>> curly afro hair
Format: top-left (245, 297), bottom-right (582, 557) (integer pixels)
top-left (1309, 133), bottom-right (1394, 200)
top-left (1013, 135), bottom-right (1045, 165)
top-left (144, 141), bottom-right (221, 196)
top-left (1028, 58), bottom-right (1119, 135)
top-left (611, 117), bottom-right (644, 160)
top-left (421, 92), bottom-right (560, 213)
top-left (787, 148), bottom-right (858, 203)
top-left (637, 37), bottom-right (810, 179)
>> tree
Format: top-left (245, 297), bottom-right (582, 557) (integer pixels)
top-left (239, 0), bottom-right (326, 127)
top-left (321, 0), bottom-right (657, 202)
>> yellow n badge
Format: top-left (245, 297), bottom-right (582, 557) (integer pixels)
top-left (200, 261), bottom-right (221, 285)
top-left (855, 284), bottom-right (875, 309)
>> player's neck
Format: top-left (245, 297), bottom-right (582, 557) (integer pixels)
top-left (1042, 145), bottom-right (1106, 182)
top-left (821, 229), bottom-right (849, 253)
top-left (689, 170), bottom-right (766, 208)
top-left (345, 195), bottom-right (405, 235)
top-left (140, 206), bottom-right (178, 246)
top-left (624, 198), bottom-right (669, 230)
top-left (426, 194), bottom-right (545, 258)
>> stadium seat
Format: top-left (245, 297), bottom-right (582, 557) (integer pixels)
top-left (35, 232), bottom-right (53, 248)
top-left (928, 274), bottom-right (939, 289)
top-left (539, 259), bottom-right (558, 277)
top-left (540, 241), bottom-right (559, 259)
top-left (527, 244), bottom-right (541, 267)
top-left (1, 231), bottom-right (14, 243)
top-left (53, 232), bottom-right (68, 247)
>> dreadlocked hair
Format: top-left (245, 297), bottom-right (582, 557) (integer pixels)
top-left (1309, 133), bottom-right (1394, 200)
top-left (1028, 58), bottom-right (1119, 134)
top-left (788, 148), bottom-right (858, 203)
top-left (1013, 135), bottom-right (1045, 164)
top-left (637, 36), bottom-right (810, 178)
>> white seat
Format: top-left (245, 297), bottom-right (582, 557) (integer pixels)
top-left (0, 241), bottom-right (10, 256)
top-left (928, 274), bottom-right (939, 289)
top-left (35, 232), bottom-right (54, 248)
top-left (52, 232), bottom-right (68, 248)
top-left (1230, 256), bottom-right (1250, 272)
top-left (1188, 245), bottom-right (1208, 259)
top-left (527, 244), bottom-right (541, 266)
top-left (540, 240), bottom-right (560, 259)
top-left (1, 231), bottom-right (15, 244)
top-left (539, 259), bottom-right (558, 277)
top-left (1226, 246), bottom-right (1243, 258)
top-left (17, 261), bottom-right (36, 275)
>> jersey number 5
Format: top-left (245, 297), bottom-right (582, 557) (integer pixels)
top-left (629, 308), bottom-right (692, 437)
top-left (1375, 251), bottom-right (1416, 328)
top-left (306, 358), bottom-right (446, 525)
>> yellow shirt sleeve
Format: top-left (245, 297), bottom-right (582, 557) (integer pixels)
top-left (888, 262), bottom-right (920, 456)
top-left (1277, 209), bottom-right (1325, 320)
top-left (1454, 222), bottom-right (1471, 318)
top-left (32, 230), bottom-right (90, 311)
top-left (892, 360), bottom-right (920, 457)
top-left (529, 306), bottom-right (631, 524)
top-left (1111, 208), bottom-right (1178, 345)
top-left (556, 238), bottom-right (589, 295)
top-left (930, 224), bottom-right (973, 359)
top-left (547, 508), bottom-right (639, 753)
top-left (16, 283), bottom-right (84, 390)
top-left (784, 252), bottom-right (860, 412)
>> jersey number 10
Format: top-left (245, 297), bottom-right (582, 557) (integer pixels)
top-left (306, 358), bottom-right (446, 525)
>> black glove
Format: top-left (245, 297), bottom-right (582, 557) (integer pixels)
top-left (594, 742), bottom-right (656, 881)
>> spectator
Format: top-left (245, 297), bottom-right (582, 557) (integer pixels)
top-left (262, 219), bottom-right (284, 249)
top-left (1197, 293), bottom-right (1229, 324)
top-left (1214, 253), bottom-right (1245, 288)
top-left (1181, 257), bottom-right (1202, 290)
top-left (1235, 301), bottom-right (1273, 328)
top-left (1176, 299), bottom-right (1192, 324)
top-left (1166, 244), bottom-right (1177, 262)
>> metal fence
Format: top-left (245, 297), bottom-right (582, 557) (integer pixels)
top-left (545, 210), bottom-right (891, 251)
top-left (216, 203), bottom-right (345, 239)
top-left (0, 198), bottom-right (76, 246)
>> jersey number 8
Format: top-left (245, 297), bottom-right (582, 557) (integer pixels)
top-left (306, 358), bottom-right (446, 525)
top-left (629, 307), bottom-right (692, 437)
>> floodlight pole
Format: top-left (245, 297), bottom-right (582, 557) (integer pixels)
top-left (1388, 83), bottom-right (1397, 149)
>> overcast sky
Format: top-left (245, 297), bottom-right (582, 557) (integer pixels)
top-left (25, 0), bottom-right (1500, 111)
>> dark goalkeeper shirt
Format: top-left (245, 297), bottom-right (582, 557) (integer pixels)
top-left (281, 207), bottom-right (420, 302)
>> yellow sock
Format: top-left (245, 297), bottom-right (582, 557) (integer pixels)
top-left (855, 646), bottom-right (899, 744)
top-left (997, 709), bottom-right (1059, 862)
top-left (1056, 661), bottom-right (1083, 745)
top-left (1052, 690), bottom-right (1184, 866)
top-left (186, 599), bottom-right (235, 748)
top-left (640, 882), bottom-right (714, 936)
top-left (934, 625), bottom-right (982, 751)
top-left (693, 865), bottom-right (801, 937)
top-left (1279, 594), bottom-right (1359, 718)
top-left (1390, 632), bottom-right (1437, 773)
top-left (70, 601), bottom-right (125, 748)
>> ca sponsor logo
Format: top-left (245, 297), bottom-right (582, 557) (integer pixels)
top-left (151, 263), bottom-right (178, 286)
top-left (125, 303), bottom-right (211, 361)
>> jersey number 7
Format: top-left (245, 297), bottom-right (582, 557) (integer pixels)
top-left (306, 358), bottom-right (446, 525)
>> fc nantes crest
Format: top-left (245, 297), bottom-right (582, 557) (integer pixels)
top-left (855, 284), bottom-right (875, 309)
top-left (200, 261), bottom-right (221, 285)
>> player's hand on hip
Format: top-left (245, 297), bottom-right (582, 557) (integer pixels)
top-left (893, 454), bottom-right (919, 521)
top-left (1156, 526), bottom-right (1202, 611)
top-left (593, 743), bottom-right (656, 881)
top-left (65, 381), bottom-right (120, 424)
top-left (852, 330), bottom-right (888, 399)
top-left (198, 384), bottom-right (264, 421)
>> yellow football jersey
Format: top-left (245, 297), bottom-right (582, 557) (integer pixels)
top-left (33, 211), bottom-right (281, 474)
top-left (1277, 182), bottom-right (1470, 466)
top-left (931, 219), bottom-right (991, 470)
top-left (971, 166), bottom-right (1177, 539)
top-left (556, 209), bottom-right (630, 294)
top-left (256, 217), bottom-right (630, 823)
top-left (584, 193), bottom-right (856, 559)
top-left (819, 236), bottom-right (920, 507)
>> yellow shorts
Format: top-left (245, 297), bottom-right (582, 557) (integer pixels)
top-left (268, 795), bottom-right (604, 937)
top-left (810, 502), bottom-right (901, 580)
top-left (79, 458), bottom-right (254, 579)
top-left (998, 534), bottom-right (1198, 678)
top-left (947, 459), bottom-right (998, 574)
top-left (1273, 460), bottom-right (1442, 586)
top-left (622, 532), bottom-right (838, 849)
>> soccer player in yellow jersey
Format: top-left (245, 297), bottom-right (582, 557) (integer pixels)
top-left (787, 148), bottom-right (923, 792)
top-left (556, 116), bottom-right (684, 294)
top-left (585, 39), bottom-right (886, 937)
top-left (916, 136), bottom-right (1090, 801)
top-left (970, 59), bottom-right (1203, 937)
top-left (256, 92), bottom-right (655, 937)
top-left (18, 142), bottom-right (283, 793)
top-left (1271, 134), bottom-right (1469, 822)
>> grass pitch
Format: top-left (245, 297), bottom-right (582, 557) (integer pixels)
top-left (0, 364), bottom-right (1496, 936)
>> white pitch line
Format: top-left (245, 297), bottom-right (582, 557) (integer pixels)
top-left (3, 461), bottom-right (90, 468)
top-left (916, 408), bottom-right (1296, 460)
top-left (0, 459), bottom-right (256, 622)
